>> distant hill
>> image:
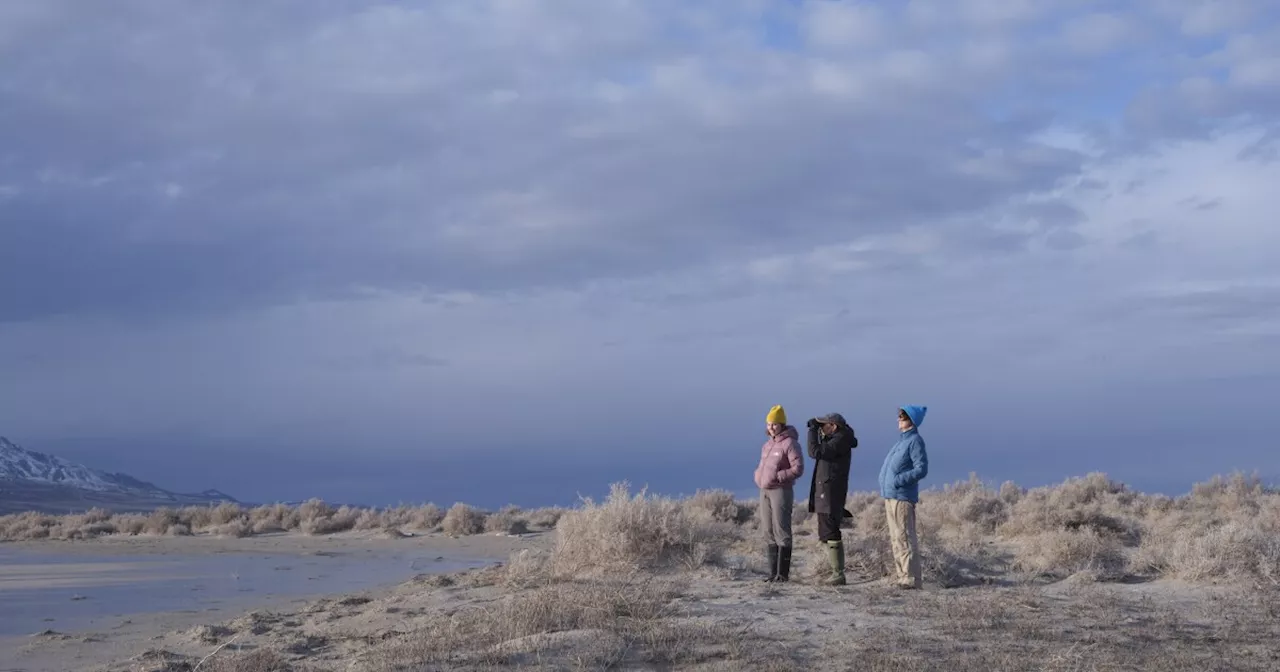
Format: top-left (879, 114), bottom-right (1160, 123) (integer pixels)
top-left (0, 436), bottom-right (237, 515)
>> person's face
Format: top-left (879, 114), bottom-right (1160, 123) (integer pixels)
top-left (766, 422), bottom-right (783, 437)
top-left (821, 422), bottom-right (836, 435)
top-left (898, 411), bottom-right (913, 432)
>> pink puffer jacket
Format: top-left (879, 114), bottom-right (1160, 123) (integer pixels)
top-left (754, 425), bottom-right (804, 489)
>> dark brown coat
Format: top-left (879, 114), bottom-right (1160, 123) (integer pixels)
top-left (807, 423), bottom-right (857, 514)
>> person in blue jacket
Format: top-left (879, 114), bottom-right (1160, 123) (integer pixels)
top-left (878, 405), bottom-right (929, 589)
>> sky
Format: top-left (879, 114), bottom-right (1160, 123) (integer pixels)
top-left (2, 0), bottom-right (1279, 508)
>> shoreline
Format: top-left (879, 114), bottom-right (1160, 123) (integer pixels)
top-left (0, 531), bottom-right (550, 672)
top-left (0, 527), bottom-right (542, 555)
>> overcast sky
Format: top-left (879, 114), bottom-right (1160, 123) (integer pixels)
top-left (2, 1), bottom-right (1278, 507)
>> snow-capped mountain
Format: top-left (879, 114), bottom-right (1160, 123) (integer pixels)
top-left (0, 436), bottom-right (237, 514)
top-left (0, 436), bottom-right (162, 493)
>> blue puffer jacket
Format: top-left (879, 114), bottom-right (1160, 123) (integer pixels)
top-left (878, 405), bottom-right (929, 503)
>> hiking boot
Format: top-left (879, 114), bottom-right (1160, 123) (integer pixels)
top-left (776, 546), bottom-right (792, 582)
top-left (763, 544), bottom-right (779, 582)
top-left (826, 540), bottom-right (846, 586)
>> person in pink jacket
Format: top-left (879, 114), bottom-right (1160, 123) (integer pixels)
top-left (754, 405), bottom-right (804, 582)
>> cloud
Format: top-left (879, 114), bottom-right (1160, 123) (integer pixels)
top-left (1060, 12), bottom-right (1137, 56)
top-left (1, 1), bottom-right (1279, 500)
top-left (3, 0), bottom-right (1241, 323)
top-left (801, 2), bottom-right (885, 49)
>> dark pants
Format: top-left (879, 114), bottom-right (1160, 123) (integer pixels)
top-left (817, 511), bottom-right (842, 542)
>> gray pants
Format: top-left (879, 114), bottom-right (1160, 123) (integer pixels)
top-left (759, 486), bottom-right (794, 548)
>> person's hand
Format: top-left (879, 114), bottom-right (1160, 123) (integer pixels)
top-left (807, 418), bottom-right (821, 430)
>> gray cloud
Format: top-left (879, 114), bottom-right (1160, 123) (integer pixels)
top-left (9, 0), bottom-right (1253, 323)
top-left (2, 1), bottom-right (1280, 503)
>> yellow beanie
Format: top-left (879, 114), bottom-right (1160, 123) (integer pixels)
top-left (766, 405), bottom-right (787, 425)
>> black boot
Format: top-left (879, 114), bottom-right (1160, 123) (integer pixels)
top-left (776, 546), bottom-right (792, 582)
top-left (763, 544), bottom-right (779, 582)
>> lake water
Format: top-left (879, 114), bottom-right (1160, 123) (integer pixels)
top-left (0, 546), bottom-right (491, 637)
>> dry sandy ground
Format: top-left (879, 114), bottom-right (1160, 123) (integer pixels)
top-left (0, 531), bottom-right (549, 672)
top-left (6, 533), bottom-right (1280, 671)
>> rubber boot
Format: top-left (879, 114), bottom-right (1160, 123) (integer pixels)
top-left (776, 546), bottom-right (792, 582)
top-left (826, 540), bottom-right (846, 586)
top-left (763, 544), bottom-right (779, 582)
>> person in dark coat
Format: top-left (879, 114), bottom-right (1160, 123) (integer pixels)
top-left (806, 412), bottom-right (857, 585)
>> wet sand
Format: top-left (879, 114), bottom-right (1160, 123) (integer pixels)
top-left (0, 530), bottom-right (547, 672)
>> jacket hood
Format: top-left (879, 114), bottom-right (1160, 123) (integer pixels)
top-left (901, 405), bottom-right (927, 428)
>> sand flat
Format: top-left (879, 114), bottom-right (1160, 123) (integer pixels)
top-left (0, 530), bottom-right (547, 672)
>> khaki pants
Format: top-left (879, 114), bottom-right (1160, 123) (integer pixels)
top-left (885, 499), bottom-right (922, 588)
top-left (759, 487), bottom-right (794, 548)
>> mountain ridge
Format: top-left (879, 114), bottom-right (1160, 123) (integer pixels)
top-left (0, 436), bottom-right (237, 515)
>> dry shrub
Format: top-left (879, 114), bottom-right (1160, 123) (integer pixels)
top-left (354, 508), bottom-right (389, 531)
top-left (846, 492), bottom-right (883, 532)
top-left (295, 499), bottom-right (333, 529)
top-left (790, 503), bottom-right (810, 529)
top-left (1131, 520), bottom-right (1280, 582)
top-left (1011, 529), bottom-right (1127, 580)
top-left (525, 506), bottom-right (567, 530)
top-left (249, 503), bottom-right (296, 533)
top-left (213, 520), bottom-right (254, 538)
top-left (998, 473), bottom-right (1142, 544)
top-left (79, 507), bottom-right (112, 524)
top-left (167, 523), bottom-right (193, 536)
top-left (66, 521), bottom-right (119, 540)
top-left (1, 509), bottom-right (115, 541)
top-left (0, 512), bottom-right (57, 540)
top-left (183, 506), bottom-right (214, 530)
top-left (408, 503), bottom-right (445, 530)
top-left (686, 489), bottom-right (754, 525)
top-left (442, 503), bottom-right (487, 536)
top-left (550, 482), bottom-right (740, 575)
top-left (485, 505), bottom-right (530, 535)
top-left (208, 502), bottom-right (247, 526)
top-left (925, 474), bottom-right (1011, 533)
top-left (145, 508), bottom-right (182, 535)
top-left (187, 502), bottom-right (250, 534)
top-left (116, 514), bottom-right (147, 535)
top-left (504, 548), bottom-right (553, 588)
top-left (292, 499), bottom-right (360, 535)
top-left (998, 480), bottom-right (1023, 505)
top-left (918, 521), bottom-right (1006, 587)
top-left (300, 503), bottom-right (359, 535)
top-left (371, 503), bottom-right (441, 531)
top-left (1189, 472), bottom-right (1274, 512)
top-left (251, 518), bottom-right (286, 535)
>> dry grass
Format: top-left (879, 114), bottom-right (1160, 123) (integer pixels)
top-left (4, 471), bottom-right (1278, 590)
top-left (820, 583), bottom-right (1280, 672)
top-left (550, 482), bottom-right (740, 576)
top-left (361, 575), bottom-right (676, 669)
top-left (745, 471), bottom-right (1280, 588)
top-left (441, 502), bottom-right (487, 537)
top-left (523, 506), bottom-right (567, 530)
top-left (0, 500), bottom-right (510, 542)
top-left (483, 504), bottom-right (530, 535)
top-left (685, 488), bottom-right (755, 525)
top-left (357, 573), bottom-right (779, 671)
top-left (200, 649), bottom-right (318, 672)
